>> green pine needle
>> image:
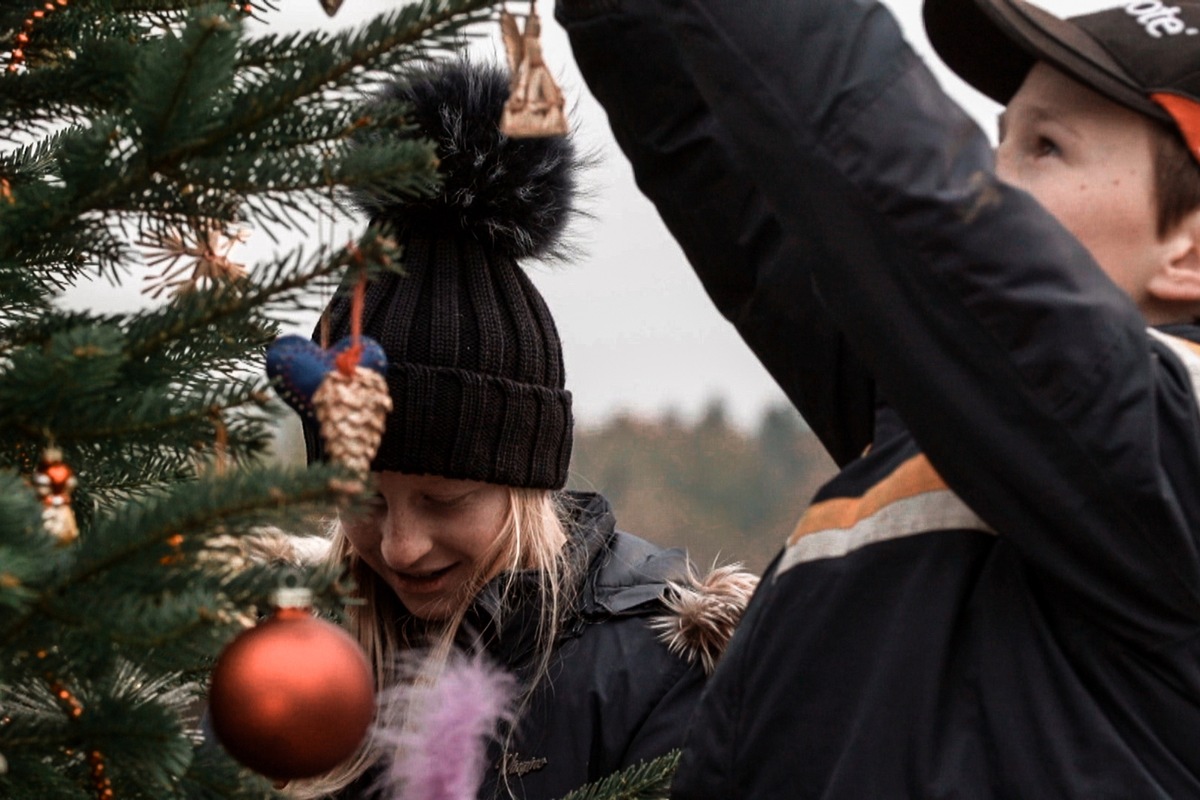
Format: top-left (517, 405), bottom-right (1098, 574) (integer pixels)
top-left (555, 751), bottom-right (683, 800)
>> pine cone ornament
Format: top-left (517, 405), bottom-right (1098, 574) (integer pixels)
top-left (312, 366), bottom-right (391, 476)
top-left (267, 334), bottom-right (390, 475)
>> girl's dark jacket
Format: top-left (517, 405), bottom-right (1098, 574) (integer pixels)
top-left (343, 490), bottom-right (755, 800)
top-left (556, 0), bottom-right (1200, 798)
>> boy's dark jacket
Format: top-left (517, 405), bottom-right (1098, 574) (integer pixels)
top-left (339, 491), bottom-right (753, 800)
top-left (557, 0), bottom-right (1200, 797)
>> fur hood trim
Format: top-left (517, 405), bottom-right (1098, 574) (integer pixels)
top-left (650, 564), bottom-right (759, 675)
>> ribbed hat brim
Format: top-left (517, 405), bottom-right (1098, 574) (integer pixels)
top-left (372, 362), bottom-right (573, 488)
top-left (304, 362), bottom-right (573, 490)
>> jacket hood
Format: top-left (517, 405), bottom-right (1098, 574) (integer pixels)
top-left (464, 491), bottom-right (758, 676)
top-left (570, 491), bottom-right (760, 676)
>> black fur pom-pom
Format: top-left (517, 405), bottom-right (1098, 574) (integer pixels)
top-left (357, 58), bottom-right (579, 262)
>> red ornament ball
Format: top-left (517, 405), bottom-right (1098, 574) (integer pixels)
top-left (208, 602), bottom-right (375, 780)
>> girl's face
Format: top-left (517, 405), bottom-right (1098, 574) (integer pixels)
top-left (345, 471), bottom-right (510, 621)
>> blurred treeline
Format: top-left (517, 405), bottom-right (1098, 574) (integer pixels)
top-left (568, 400), bottom-right (836, 575)
top-left (272, 398), bottom-right (837, 575)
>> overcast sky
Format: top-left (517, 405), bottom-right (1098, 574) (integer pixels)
top-left (67, 0), bottom-right (1105, 429)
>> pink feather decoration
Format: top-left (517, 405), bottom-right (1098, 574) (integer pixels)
top-left (374, 655), bottom-right (517, 800)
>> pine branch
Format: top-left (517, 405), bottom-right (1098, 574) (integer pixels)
top-left (0, 214), bottom-right (138, 288)
top-left (0, 472), bottom-right (57, 613)
top-left (69, 662), bottom-right (196, 793)
top-left (0, 321), bottom-right (279, 459)
top-left (0, 320), bottom-right (129, 429)
top-left (555, 751), bottom-right (683, 800)
top-left (71, 463), bottom-right (356, 586)
top-left (0, 127), bottom-right (66, 178)
top-left (0, 236), bottom-right (392, 452)
top-left (0, 0), bottom-right (491, 793)
top-left (0, 660), bottom-right (203, 799)
top-left (0, 23), bottom-right (140, 132)
top-left (125, 229), bottom-right (399, 360)
top-left (174, 134), bottom-right (437, 236)
top-left (236, 0), bottom-right (496, 99)
top-left (84, 452), bottom-right (199, 510)
top-left (3, 0), bottom-right (496, 251)
top-left (177, 742), bottom-right (279, 800)
top-left (130, 8), bottom-right (239, 161)
top-left (0, 465), bottom-right (352, 626)
top-left (49, 378), bottom-right (270, 445)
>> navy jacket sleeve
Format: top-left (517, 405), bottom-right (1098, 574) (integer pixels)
top-left (556, 0), bottom-right (875, 467)
top-left (559, 0), bottom-right (1200, 645)
top-left (617, 651), bottom-right (705, 769)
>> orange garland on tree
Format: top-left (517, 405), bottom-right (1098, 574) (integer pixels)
top-left (7, 0), bottom-right (250, 74)
top-left (8, 0), bottom-right (68, 74)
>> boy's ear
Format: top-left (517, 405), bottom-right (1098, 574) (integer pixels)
top-left (1147, 208), bottom-right (1200, 304)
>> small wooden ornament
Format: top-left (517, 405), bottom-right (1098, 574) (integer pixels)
top-left (500, 2), bottom-right (568, 139)
top-left (34, 447), bottom-right (78, 546)
top-left (139, 218), bottom-right (250, 299)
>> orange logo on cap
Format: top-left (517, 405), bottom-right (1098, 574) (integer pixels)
top-left (1152, 92), bottom-right (1200, 162)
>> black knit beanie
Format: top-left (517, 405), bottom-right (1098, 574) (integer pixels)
top-left (305, 58), bottom-right (577, 489)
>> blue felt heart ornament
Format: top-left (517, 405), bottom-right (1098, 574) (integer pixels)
top-left (266, 334), bottom-right (388, 421)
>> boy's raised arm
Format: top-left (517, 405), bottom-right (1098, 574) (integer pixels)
top-left (565, 0), bottom-right (1200, 642)
top-left (557, 1), bottom-right (875, 467)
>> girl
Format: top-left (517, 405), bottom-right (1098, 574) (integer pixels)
top-left (296, 58), bottom-right (756, 800)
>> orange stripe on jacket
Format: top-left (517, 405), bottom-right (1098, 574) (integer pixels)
top-left (788, 454), bottom-right (948, 546)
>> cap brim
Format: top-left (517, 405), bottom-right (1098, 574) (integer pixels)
top-left (923, 0), bottom-right (1171, 123)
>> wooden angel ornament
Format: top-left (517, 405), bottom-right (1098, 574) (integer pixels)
top-left (500, 3), bottom-right (568, 138)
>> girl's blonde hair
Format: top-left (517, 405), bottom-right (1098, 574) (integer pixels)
top-left (290, 486), bottom-right (574, 798)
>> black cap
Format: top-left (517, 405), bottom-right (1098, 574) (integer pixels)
top-left (924, 0), bottom-right (1200, 162)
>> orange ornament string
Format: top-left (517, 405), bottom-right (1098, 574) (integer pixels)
top-left (334, 267), bottom-right (366, 377)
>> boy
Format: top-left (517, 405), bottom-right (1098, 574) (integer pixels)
top-left (556, 0), bottom-right (1200, 796)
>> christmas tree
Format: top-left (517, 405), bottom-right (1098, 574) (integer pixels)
top-left (0, 0), bottom-right (496, 796)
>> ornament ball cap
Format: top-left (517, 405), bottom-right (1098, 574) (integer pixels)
top-left (270, 586), bottom-right (313, 610)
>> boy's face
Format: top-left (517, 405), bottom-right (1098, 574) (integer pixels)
top-left (996, 62), bottom-right (1175, 321)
